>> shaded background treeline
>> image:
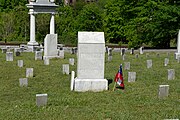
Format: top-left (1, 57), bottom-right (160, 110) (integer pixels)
top-left (0, 0), bottom-right (180, 48)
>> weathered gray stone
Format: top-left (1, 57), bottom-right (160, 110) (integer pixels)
top-left (108, 48), bottom-right (112, 61)
top-left (164, 58), bottom-right (169, 66)
top-left (62, 64), bottom-right (69, 75)
top-left (70, 71), bottom-right (75, 91)
top-left (35, 51), bottom-right (43, 60)
top-left (158, 85), bottom-right (169, 98)
top-left (124, 62), bottom-right (130, 70)
top-left (36, 94), bottom-right (48, 107)
top-left (168, 69), bottom-right (175, 80)
top-left (147, 60), bottom-right (152, 68)
top-left (17, 60), bottom-right (23, 67)
top-left (26, 68), bottom-right (33, 77)
top-left (6, 52), bottom-right (13, 61)
top-left (19, 78), bottom-right (28, 87)
top-left (128, 72), bottom-right (136, 82)
top-left (69, 58), bottom-right (75, 65)
top-left (74, 32), bottom-right (108, 92)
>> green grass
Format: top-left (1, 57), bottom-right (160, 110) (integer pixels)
top-left (0, 51), bottom-right (180, 120)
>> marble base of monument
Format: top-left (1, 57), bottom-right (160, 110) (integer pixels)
top-left (74, 78), bottom-right (108, 92)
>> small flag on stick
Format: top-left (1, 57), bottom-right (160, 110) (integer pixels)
top-left (113, 64), bottom-right (125, 91)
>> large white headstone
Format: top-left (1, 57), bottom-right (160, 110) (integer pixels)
top-left (175, 30), bottom-right (180, 59)
top-left (74, 32), bottom-right (108, 92)
top-left (44, 34), bottom-right (58, 59)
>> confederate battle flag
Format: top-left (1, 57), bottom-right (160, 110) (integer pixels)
top-left (114, 64), bottom-right (125, 89)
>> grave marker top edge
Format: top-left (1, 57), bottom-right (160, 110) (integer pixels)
top-left (78, 32), bottom-right (105, 44)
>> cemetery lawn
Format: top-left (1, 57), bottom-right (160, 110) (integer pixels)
top-left (0, 51), bottom-right (180, 120)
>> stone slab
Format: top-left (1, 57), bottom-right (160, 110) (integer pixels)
top-left (26, 68), bottom-right (33, 77)
top-left (158, 85), bottom-right (169, 98)
top-left (6, 52), bottom-right (13, 61)
top-left (36, 94), bottom-right (48, 107)
top-left (74, 78), bottom-right (108, 92)
top-left (168, 69), bottom-right (175, 80)
top-left (128, 72), bottom-right (136, 82)
top-left (35, 51), bottom-right (43, 60)
top-left (62, 64), bottom-right (69, 75)
top-left (19, 78), bottom-right (28, 87)
top-left (147, 60), bottom-right (152, 68)
top-left (44, 34), bottom-right (58, 59)
top-left (17, 60), bottom-right (23, 67)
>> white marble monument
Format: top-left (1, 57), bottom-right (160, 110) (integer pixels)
top-left (175, 30), bottom-right (180, 59)
top-left (26, 0), bottom-right (58, 51)
top-left (74, 32), bottom-right (108, 92)
top-left (44, 34), bottom-right (58, 59)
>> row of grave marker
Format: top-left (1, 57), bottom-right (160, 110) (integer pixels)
top-left (2, 48), bottom-right (76, 107)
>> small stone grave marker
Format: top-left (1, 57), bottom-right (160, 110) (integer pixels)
top-left (36, 94), bottom-right (48, 107)
top-left (17, 60), bottom-right (23, 67)
top-left (135, 54), bottom-right (139, 58)
top-left (69, 58), bottom-right (75, 65)
top-left (130, 48), bottom-right (134, 54)
top-left (26, 68), bottom-right (33, 77)
top-left (14, 48), bottom-right (21, 56)
top-left (19, 78), bottom-right (28, 87)
top-left (6, 52), bottom-right (13, 61)
top-left (58, 50), bottom-right (64, 59)
top-left (121, 48), bottom-right (125, 56)
top-left (164, 58), bottom-right (169, 66)
top-left (158, 85), bottom-right (169, 99)
top-left (70, 71), bottom-right (75, 91)
top-left (168, 69), bottom-right (175, 80)
top-left (108, 48), bottom-right (112, 61)
top-left (44, 58), bottom-right (49, 65)
top-left (147, 60), bottom-right (152, 68)
top-left (63, 64), bottom-right (69, 75)
top-left (35, 51), bottom-right (43, 60)
top-left (128, 72), bottom-right (136, 82)
top-left (124, 62), bottom-right (130, 70)
top-left (1, 48), bottom-right (7, 53)
top-left (140, 47), bottom-right (144, 54)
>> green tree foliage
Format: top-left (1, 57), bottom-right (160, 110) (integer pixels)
top-left (0, 0), bottom-right (180, 48)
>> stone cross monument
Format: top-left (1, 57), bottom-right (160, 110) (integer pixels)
top-left (26, 0), bottom-right (58, 51)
